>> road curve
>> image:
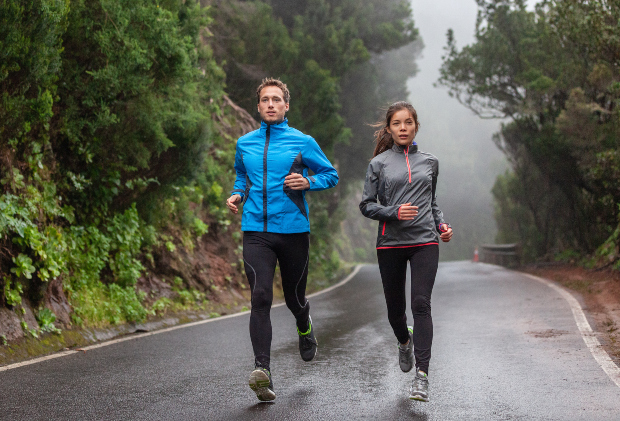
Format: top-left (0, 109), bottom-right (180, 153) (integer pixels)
top-left (1, 262), bottom-right (620, 420)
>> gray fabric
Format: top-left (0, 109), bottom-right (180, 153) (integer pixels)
top-left (359, 143), bottom-right (447, 248)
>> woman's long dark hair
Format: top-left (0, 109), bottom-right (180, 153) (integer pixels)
top-left (372, 101), bottom-right (420, 157)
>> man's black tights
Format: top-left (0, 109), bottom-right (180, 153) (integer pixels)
top-left (243, 232), bottom-right (311, 370)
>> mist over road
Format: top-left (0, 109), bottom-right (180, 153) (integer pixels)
top-left (2, 263), bottom-right (619, 420)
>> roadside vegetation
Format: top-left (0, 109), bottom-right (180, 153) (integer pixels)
top-left (0, 0), bottom-right (418, 346)
top-left (438, 0), bottom-right (620, 268)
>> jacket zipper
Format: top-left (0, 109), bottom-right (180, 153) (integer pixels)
top-left (263, 125), bottom-right (270, 232)
top-left (405, 145), bottom-right (412, 183)
top-left (382, 221), bottom-right (386, 235)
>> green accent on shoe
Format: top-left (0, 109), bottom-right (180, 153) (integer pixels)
top-left (297, 320), bottom-right (312, 336)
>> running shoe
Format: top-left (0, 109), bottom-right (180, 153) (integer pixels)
top-left (298, 315), bottom-right (318, 361)
top-left (248, 367), bottom-right (275, 402)
top-left (409, 369), bottom-right (429, 402)
top-left (398, 326), bottom-right (414, 372)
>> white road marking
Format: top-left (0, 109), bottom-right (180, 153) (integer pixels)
top-left (0, 265), bottom-right (363, 373)
top-left (523, 273), bottom-right (620, 389)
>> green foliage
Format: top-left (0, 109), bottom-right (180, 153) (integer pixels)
top-left (3, 277), bottom-right (23, 307)
top-left (1, 0), bottom-right (418, 332)
top-left (439, 0), bottom-right (620, 262)
top-left (36, 308), bottom-right (61, 334)
top-left (70, 282), bottom-right (147, 326)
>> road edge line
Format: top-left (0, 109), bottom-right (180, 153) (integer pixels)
top-left (523, 273), bottom-right (620, 389)
top-left (0, 264), bottom-right (363, 373)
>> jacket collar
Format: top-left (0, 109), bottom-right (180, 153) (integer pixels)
top-left (392, 142), bottom-right (418, 154)
top-left (260, 118), bottom-right (289, 133)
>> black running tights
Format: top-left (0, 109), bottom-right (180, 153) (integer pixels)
top-left (377, 244), bottom-right (439, 374)
top-left (243, 232), bottom-right (311, 370)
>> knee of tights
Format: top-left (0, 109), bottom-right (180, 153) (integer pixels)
top-left (411, 295), bottom-right (431, 315)
top-left (251, 288), bottom-right (273, 309)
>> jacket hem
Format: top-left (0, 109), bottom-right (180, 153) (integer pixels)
top-left (376, 242), bottom-right (438, 250)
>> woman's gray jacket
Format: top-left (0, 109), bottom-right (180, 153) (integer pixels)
top-left (359, 143), bottom-right (449, 249)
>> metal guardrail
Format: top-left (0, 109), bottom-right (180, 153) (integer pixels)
top-left (479, 243), bottom-right (519, 268)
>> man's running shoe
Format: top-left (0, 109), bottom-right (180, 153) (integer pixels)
top-left (298, 315), bottom-right (318, 361)
top-left (248, 367), bottom-right (275, 402)
top-left (398, 326), bottom-right (414, 372)
top-left (409, 369), bottom-right (429, 402)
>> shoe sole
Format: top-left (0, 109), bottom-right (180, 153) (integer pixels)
top-left (301, 347), bottom-right (317, 362)
top-left (248, 370), bottom-right (275, 402)
top-left (409, 394), bottom-right (429, 402)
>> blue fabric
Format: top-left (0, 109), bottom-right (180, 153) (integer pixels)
top-left (232, 119), bottom-right (339, 233)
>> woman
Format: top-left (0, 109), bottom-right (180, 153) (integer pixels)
top-left (359, 101), bottom-right (453, 402)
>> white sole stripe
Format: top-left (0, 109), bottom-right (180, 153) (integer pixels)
top-left (0, 264), bottom-right (363, 373)
top-left (523, 273), bottom-right (620, 389)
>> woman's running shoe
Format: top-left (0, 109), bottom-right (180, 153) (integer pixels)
top-left (298, 316), bottom-right (318, 361)
top-left (409, 369), bottom-right (429, 402)
top-left (398, 326), bottom-right (414, 372)
top-left (248, 367), bottom-right (275, 402)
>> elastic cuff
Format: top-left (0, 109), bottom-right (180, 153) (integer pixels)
top-left (398, 206), bottom-right (402, 220)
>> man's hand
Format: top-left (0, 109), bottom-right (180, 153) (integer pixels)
top-left (284, 173), bottom-right (310, 190)
top-left (439, 224), bottom-right (453, 242)
top-left (226, 194), bottom-right (242, 214)
top-left (398, 203), bottom-right (419, 220)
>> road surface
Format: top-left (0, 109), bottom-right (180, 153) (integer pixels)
top-left (1, 262), bottom-right (620, 420)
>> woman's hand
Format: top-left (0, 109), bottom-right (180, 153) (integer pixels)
top-left (226, 194), bottom-right (242, 214)
top-left (284, 173), bottom-right (310, 190)
top-left (398, 203), bottom-right (419, 220)
top-left (439, 224), bottom-right (453, 242)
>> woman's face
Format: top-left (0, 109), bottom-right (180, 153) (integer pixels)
top-left (387, 109), bottom-right (416, 146)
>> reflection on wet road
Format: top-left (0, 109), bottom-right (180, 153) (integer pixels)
top-left (1, 262), bottom-right (620, 420)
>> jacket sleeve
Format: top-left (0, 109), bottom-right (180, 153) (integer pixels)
top-left (359, 158), bottom-right (401, 221)
top-left (431, 158), bottom-right (448, 231)
top-left (230, 144), bottom-right (247, 198)
top-left (302, 137), bottom-right (339, 191)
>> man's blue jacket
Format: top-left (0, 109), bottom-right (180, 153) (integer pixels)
top-left (231, 119), bottom-right (339, 233)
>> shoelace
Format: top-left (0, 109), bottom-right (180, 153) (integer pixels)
top-left (300, 334), bottom-right (317, 349)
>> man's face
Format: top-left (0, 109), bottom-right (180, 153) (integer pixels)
top-left (257, 86), bottom-right (289, 124)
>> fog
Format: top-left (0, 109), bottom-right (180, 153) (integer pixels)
top-left (406, 0), bottom-right (509, 260)
top-left (340, 0), bottom-right (509, 262)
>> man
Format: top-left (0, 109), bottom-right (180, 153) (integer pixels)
top-left (226, 77), bottom-right (339, 402)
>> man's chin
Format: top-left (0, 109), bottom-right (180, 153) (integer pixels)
top-left (262, 116), bottom-right (284, 124)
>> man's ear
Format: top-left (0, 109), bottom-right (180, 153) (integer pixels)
top-left (285, 103), bottom-right (290, 112)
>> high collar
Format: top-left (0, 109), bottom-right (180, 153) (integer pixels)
top-left (392, 142), bottom-right (418, 154)
top-left (260, 118), bottom-right (289, 133)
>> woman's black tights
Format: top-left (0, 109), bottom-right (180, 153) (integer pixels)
top-left (377, 244), bottom-right (439, 374)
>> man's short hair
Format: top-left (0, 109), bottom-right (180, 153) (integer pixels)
top-left (256, 77), bottom-right (290, 104)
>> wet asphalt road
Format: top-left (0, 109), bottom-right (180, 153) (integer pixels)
top-left (2, 262), bottom-right (620, 420)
